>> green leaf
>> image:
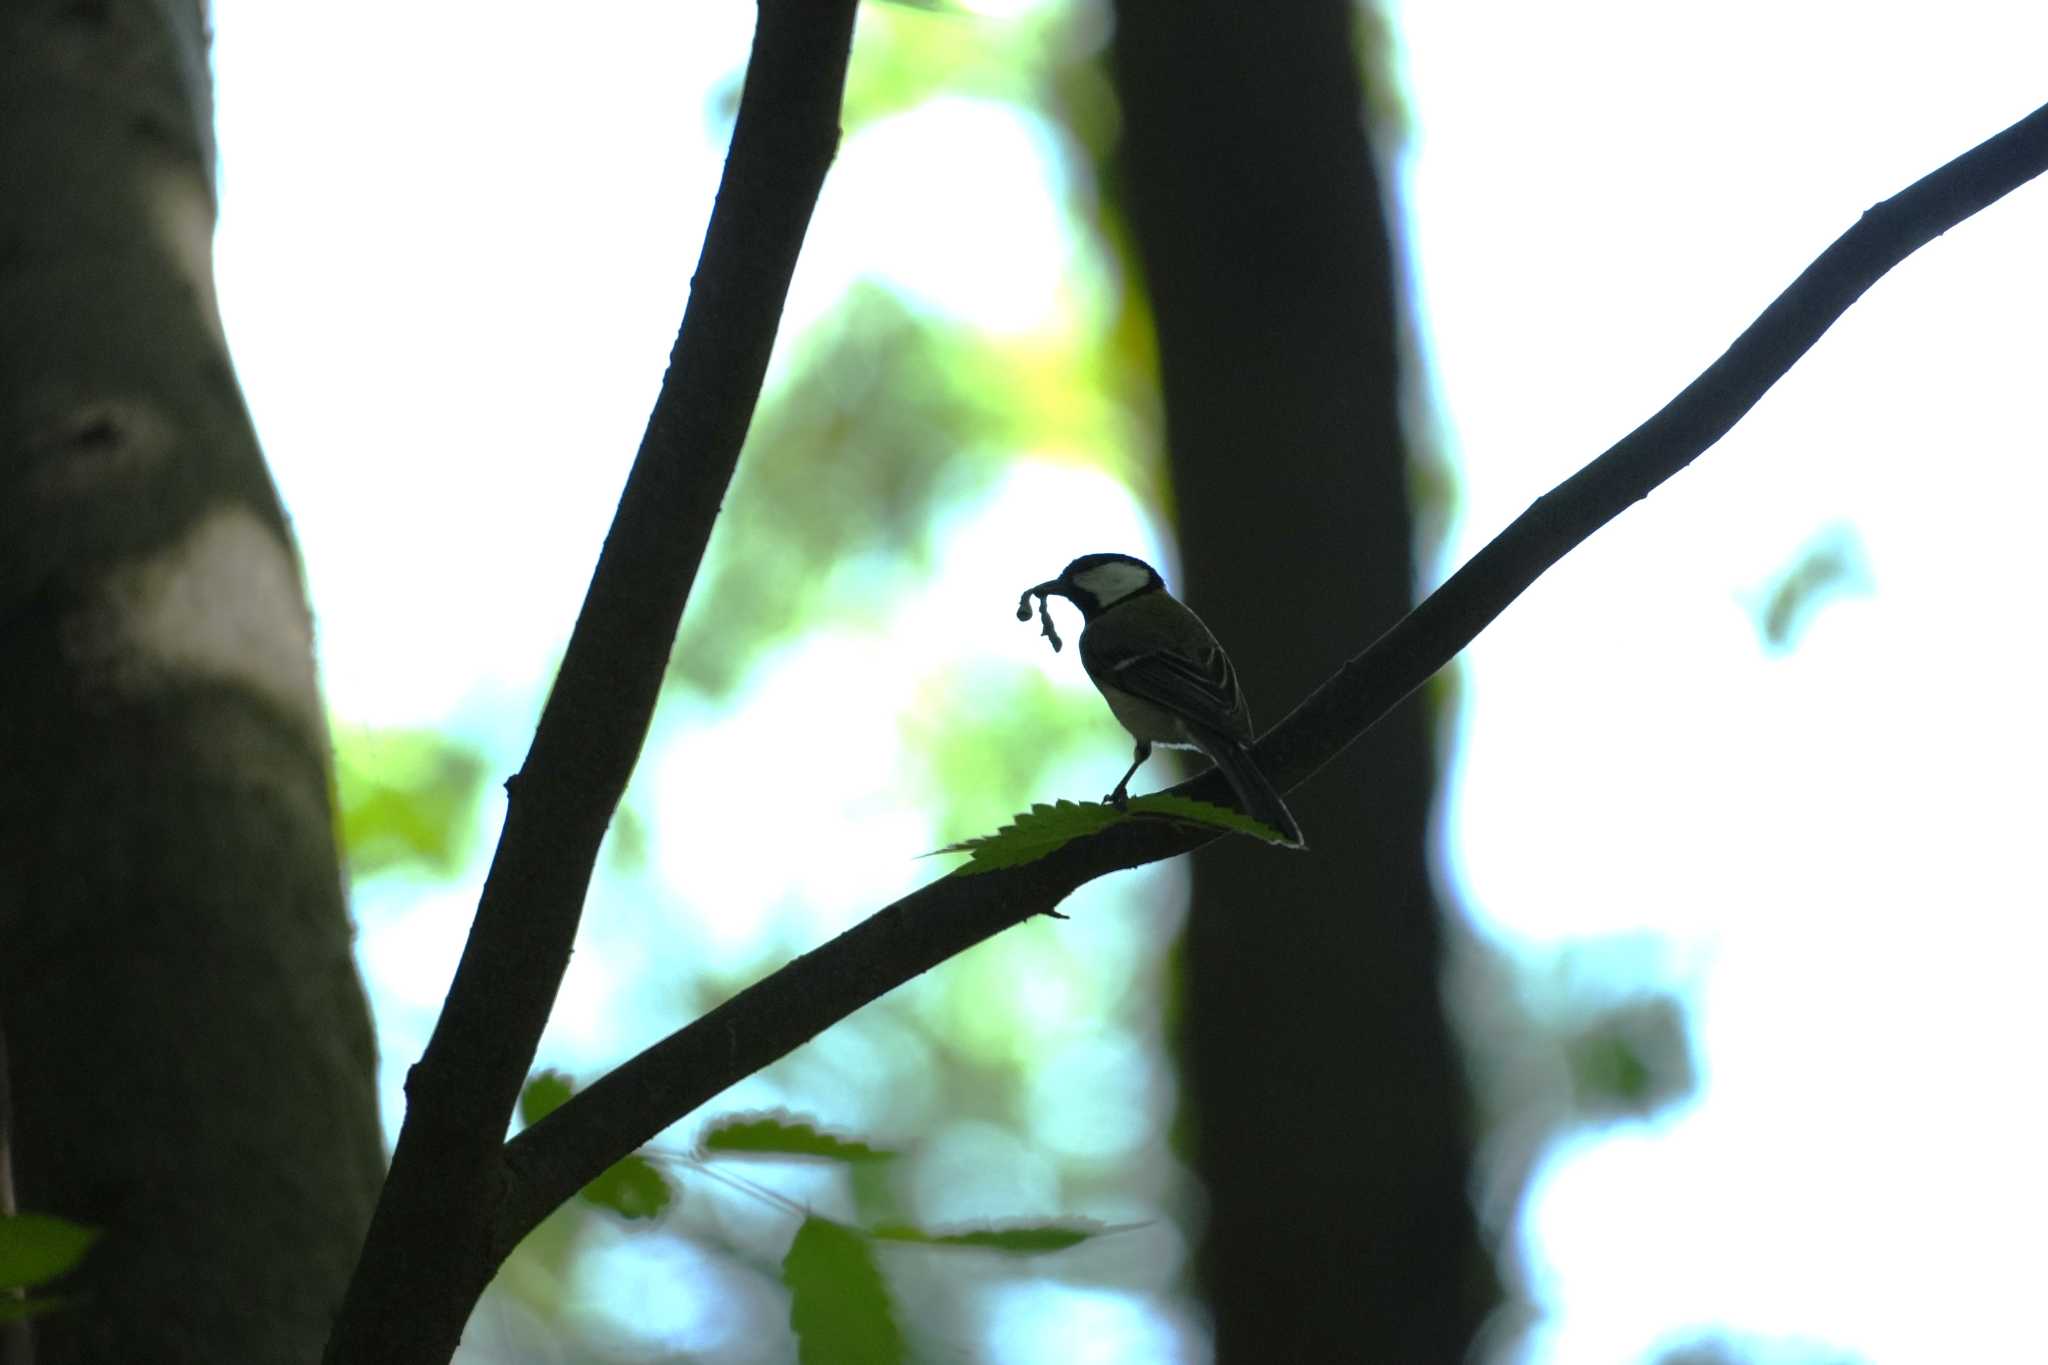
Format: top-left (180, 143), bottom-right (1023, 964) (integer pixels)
top-left (334, 726), bottom-right (489, 877)
top-left (929, 799), bottom-right (1123, 872)
top-left (578, 1155), bottom-right (672, 1222)
top-left (783, 1217), bottom-right (904, 1365)
top-left (0, 1214), bottom-right (98, 1291)
top-left (1126, 792), bottom-right (1295, 845)
top-left (701, 1111), bottom-right (895, 1164)
top-left (869, 1217), bottom-right (1129, 1254)
top-left (518, 1074), bottom-right (670, 1219)
top-left (933, 793), bottom-right (1290, 873)
top-left (519, 1070), bottom-right (574, 1128)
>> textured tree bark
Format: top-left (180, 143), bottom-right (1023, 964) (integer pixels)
top-left (1109, 2), bottom-right (1495, 1357)
top-left (0, 3), bottom-right (384, 1361)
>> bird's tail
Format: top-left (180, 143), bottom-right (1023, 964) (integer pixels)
top-left (1206, 740), bottom-right (1307, 850)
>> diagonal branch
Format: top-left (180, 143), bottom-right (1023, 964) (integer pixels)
top-left (324, 4), bottom-right (861, 1363)
top-left (496, 97), bottom-right (2048, 1247)
top-left (1266, 97), bottom-right (2048, 788)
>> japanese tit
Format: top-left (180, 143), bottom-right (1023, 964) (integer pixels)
top-left (1017, 552), bottom-right (1306, 850)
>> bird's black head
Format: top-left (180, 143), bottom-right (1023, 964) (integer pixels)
top-left (1016, 553), bottom-right (1164, 650)
top-left (1049, 553), bottom-right (1164, 615)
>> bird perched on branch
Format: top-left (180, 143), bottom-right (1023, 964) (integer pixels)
top-left (1017, 552), bottom-right (1306, 849)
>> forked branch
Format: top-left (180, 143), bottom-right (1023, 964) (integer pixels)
top-left (501, 100), bottom-right (2048, 1246)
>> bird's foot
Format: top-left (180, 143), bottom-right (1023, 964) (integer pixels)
top-left (1105, 786), bottom-right (1131, 812)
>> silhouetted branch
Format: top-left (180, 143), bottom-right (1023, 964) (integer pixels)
top-left (497, 97), bottom-right (2048, 1248)
top-left (324, 4), bottom-right (860, 1362)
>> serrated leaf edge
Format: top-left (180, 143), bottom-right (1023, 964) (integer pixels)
top-left (699, 1108), bottom-right (897, 1163)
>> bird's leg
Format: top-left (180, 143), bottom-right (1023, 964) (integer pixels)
top-left (1106, 741), bottom-right (1151, 811)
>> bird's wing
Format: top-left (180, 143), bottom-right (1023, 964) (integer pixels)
top-left (1091, 639), bottom-right (1250, 741)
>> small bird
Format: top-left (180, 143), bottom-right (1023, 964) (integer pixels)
top-left (1017, 552), bottom-right (1306, 849)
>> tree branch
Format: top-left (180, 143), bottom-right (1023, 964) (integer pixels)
top-left (324, 4), bottom-right (860, 1362)
top-left (495, 97), bottom-right (2048, 1246)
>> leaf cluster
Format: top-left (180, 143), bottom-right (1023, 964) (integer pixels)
top-left (516, 1083), bottom-right (1125, 1361)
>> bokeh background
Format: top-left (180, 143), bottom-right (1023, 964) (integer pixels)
top-left (207, 1), bottom-right (2047, 1361)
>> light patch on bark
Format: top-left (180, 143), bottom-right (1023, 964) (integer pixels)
top-left (147, 166), bottom-right (226, 350)
top-left (66, 506), bottom-right (324, 737)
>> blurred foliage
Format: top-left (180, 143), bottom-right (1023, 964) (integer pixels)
top-left (0, 1212), bottom-right (96, 1322)
top-left (605, 801), bottom-right (650, 874)
top-left (0, 1214), bottom-right (95, 1291)
top-left (1452, 935), bottom-right (1704, 1361)
top-left (690, 1118), bottom-right (1131, 1360)
top-left (1452, 932), bottom-right (1700, 1234)
top-left (1563, 992), bottom-right (1694, 1121)
top-left (332, 724), bottom-right (488, 878)
top-left (674, 287), bottom-right (1029, 696)
top-left (496, 1070), bottom-right (1146, 1358)
top-left (711, 1), bottom-right (1114, 146)
top-left (1748, 524), bottom-right (1873, 652)
top-left (921, 917), bottom-right (1103, 1067)
top-left (519, 1072), bottom-right (677, 1224)
top-left (842, 0), bottom-right (1070, 131)
top-left (1654, 1331), bottom-right (1864, 1365)
top-left (906, 664), bottom-right (1108, 842)
top-left (675, 2), bottom-right (1165, 703)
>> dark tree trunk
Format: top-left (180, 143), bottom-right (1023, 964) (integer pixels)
top-left (1109, 3), bottom-right (1494, 1358)
top-left (0, 3), bottom-right (384, 1360)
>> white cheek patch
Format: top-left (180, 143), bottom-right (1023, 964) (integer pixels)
top-left (1073, 560), bottom-right (1152, 606)
top-left (66, 505), bottom-right (324, 736)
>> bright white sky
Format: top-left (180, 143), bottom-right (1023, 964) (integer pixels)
top-left (1398, 4), bottom-right (2048, 1361)
top-left (209, 3), bottom-right (2048, 1363)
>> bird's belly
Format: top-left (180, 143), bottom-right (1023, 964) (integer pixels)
top-left (1100, 686), bottom-right (1202, 749)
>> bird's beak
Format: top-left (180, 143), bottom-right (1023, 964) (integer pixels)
top-left (1017, 577), bottom-right (1069, 651)
top-left (1018, 577), bottom-right (1067, 611)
